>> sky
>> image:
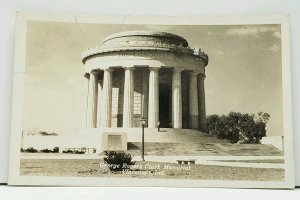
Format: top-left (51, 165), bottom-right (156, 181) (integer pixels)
top-left (23, 21), bottom-right (283, 136)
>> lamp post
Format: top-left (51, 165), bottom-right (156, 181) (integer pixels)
top-left (140, 117), bottom-right (146, 161)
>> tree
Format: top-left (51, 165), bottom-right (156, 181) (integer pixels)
top-left (206, 112), bottom-right (270, 144)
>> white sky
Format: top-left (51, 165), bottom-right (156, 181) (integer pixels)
top-left (23, 21), bottom-right (283, 136)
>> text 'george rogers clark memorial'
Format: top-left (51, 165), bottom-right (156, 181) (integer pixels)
top-left (81, 31), bottom-right (210, 152)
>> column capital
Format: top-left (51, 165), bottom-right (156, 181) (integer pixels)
top-left (90, 70), bottom-right (101, 75)
top-left (84, 72), bottom-right (90, 78)
top-left (190, 71), bottom-right (201, 76)
top-left (198, 73), bottom-right (206, 79)
top-left (148, 67), bottom-right (160, 71)
top-left (103, 68), bottom-right (114, 72)
top-left (123, 66), bottom-right (135, 71)
top-left (173, 67), bottom-right (184, 72)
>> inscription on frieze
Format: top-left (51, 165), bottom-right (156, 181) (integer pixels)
top-left (118, 51), bottom-right (168, 59)
top-left (93, 51), bottom-right (190, 61)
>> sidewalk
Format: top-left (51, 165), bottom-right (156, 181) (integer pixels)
top-left (21, 153), bottom-right (284, 169)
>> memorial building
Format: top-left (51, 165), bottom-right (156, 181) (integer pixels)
top-left (81, 31), bottom-right (208, 132)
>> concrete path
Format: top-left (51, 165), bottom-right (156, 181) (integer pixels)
top-left (21, 153), bottom-right (284, 169)
top-left (132, 156), bottom-right (284, 169)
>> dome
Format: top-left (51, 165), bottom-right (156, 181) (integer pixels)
top-left (102, 31), bottom-right (189, 47)
top-left (82, 31), bottom-right (208, 67)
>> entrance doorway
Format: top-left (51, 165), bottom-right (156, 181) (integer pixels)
top-left (159, 83), bottom-right (171, 127)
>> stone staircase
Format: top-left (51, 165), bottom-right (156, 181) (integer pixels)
top-left (126, 128), bottom-right (230, 143)
top-left (127, 142), bottom-right (283, 156)
top-left (94, 128), bottom-right (283, 156)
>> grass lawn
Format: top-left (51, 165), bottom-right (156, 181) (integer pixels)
top-left (20, 159), bottom-right (284, 181)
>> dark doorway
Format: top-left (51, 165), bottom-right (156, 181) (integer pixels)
top-left (159, 83), bottom-right (171, 127)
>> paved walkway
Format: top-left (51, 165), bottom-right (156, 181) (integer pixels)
top-left (133, 156), bottom-right (284, 169)
top-left (21, 153), bottom-right (284, 169)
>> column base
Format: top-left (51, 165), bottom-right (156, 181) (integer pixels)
top-left (199, 123), bottom-right (207, 133)
top-left (189, 115), bottom-right (199, 129)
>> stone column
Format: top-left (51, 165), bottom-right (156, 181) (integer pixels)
top-left (198, 74), bottom-right (207, 132)
top-left (172, 68), bottom-right (183, 128)
top-left (122, 67), bottom-right (134, 128)
top-left (87, 71), bottom-right (99, 128)
top-left (100, 68), bottom-right (113, 128)
top-left (189, 71), bottom-right (199, 129)
top-left (148, 67), bottom-right (160, 128)
top-left (83, 73), bottom-right (90, 128)
top-left (97, 75), bottom-right (103, 128)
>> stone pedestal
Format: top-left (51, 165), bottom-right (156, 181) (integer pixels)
top-left (101, 132), bottom-right (127, 151)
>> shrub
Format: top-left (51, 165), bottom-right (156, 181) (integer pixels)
top-left (40, 148), bottom-right (52, 153)
top-left (24, 147), bottom-right (38, 153)
top-left (52, 147), bottom-right (59, 153)
top-left (206, 112), bottom-right (269, 144)
top-left (104, 151), bottom-right (135, 172)
top-left (39, 131), bottom-right (58, 136)
top-left (62, 149), bottom-right (74, 153)
top-left (62, 149), bottom-right (85, 154)
top-left (74, 150), bottom-right (85, 154)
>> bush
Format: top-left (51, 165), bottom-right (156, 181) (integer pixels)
top-left (23, 147), bottom-right (38, 153)
top-left (62, 149), bottom-right (85, 154)
top-left (104, 151), bottom-right (135, 172)
top-left (39, 131), bottom-right (58, 136)
top-left (40, 148), bottom-right (52, 153)
top-left (52, 147), bottom-right (59, 153)
top-left (63, 149), bottom-right (74, 153)
top-left (74, 150), bottom-right (85, 154)
top-left (206, 112), bottom-right (269, 144)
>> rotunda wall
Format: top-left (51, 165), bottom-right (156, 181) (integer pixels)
top-left (84, 50), bottom-right (205, 74)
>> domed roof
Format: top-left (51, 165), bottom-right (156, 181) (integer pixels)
top-left (82, 31), bottom-right (208, 66)
top-left (102, 31), bottom-right (189, 47)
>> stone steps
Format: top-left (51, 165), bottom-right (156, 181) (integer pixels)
top-left (127, 128), bottom-right (229, 143)
top-left (127, 142), bottom-right (283, 156)
top-left (85, 127), bottom-right (229, 143)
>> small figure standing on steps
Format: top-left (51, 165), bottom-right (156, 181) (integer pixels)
top-left (157, 121), bottom-right (160, 132)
